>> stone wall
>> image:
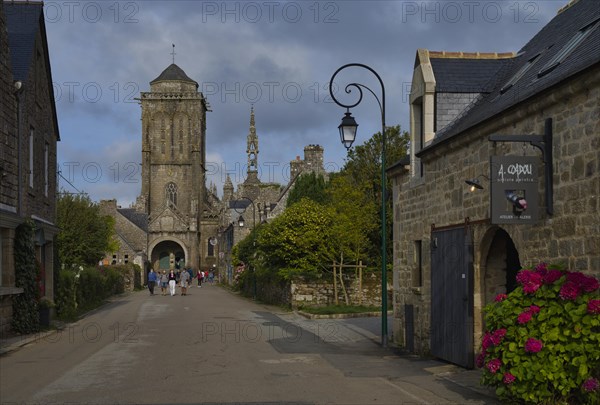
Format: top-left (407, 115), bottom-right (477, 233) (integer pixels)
top-left (435, 92), bottom-right (479, 131)
top-left (290, 272), bottom-right (391, 310)
top-left (99, 200), bottom-right (147, 266)
top-left (391, 67), bottom-right (600, 356)
top-left (0, 1), bottom-right (17, 210)
top-left (238, 271), bottom-right (391, 310)
top-left (19, 25), bottom-right (58, 223)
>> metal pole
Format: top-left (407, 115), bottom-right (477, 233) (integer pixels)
top-left (329, 63), bottom-right (388, 347)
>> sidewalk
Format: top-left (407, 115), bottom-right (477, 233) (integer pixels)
top-left (0, 326), bottom-right (61, 356)
top-left (281, 310), bottom-right (500, 404)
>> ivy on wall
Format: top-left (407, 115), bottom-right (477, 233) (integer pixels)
top-left (11, 220), bottom-right (40, 334)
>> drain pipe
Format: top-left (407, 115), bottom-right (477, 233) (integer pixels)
top-left (14, 80), bottom-right (24, 216)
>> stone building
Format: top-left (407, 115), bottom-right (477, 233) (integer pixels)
top-left (101, 62), bottom-right (220, 275)
top-left (0, 2), bottom-right (60, 333)
top-left (98, 200), bottom-right (147, 268)
top-left (388, 0), bottom-right (599, 368)
top-left (216, 108), bottom-right (328, 282)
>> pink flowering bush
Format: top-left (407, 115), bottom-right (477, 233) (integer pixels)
top-left (479, 262), bottom-right (599, 404)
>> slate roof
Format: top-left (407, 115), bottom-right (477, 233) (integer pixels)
top-left (430, 58), bottom-right (509, 93)
top-left (419, 0), bottom-right (600, 155)
top-left (229, 200), bottom-right (252, 210)
top-left (5, 1), bottom-right (41, 82)
top-left (5, 1), bottom-right (60, 141)
top-left (118, 208), bottom-right (149, 232)
top-left (150, 63), bottom-right (198, 87)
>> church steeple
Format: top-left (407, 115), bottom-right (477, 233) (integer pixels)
top-left (223, 174), bottom-right (234, 202)
top-left (246, 106), bottom-right (259, 174)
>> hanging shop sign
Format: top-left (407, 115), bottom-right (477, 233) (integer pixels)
top-left (490, 156), bottom-right (539, 224)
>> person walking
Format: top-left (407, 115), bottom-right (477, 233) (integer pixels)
top-left (180, 268), bottom-right (190, 296)
top-left (160, 270), bottom-right (168, 296)
top-left (197, 269), bottom-right (203, 288)
top-left (148, 269), bottom-right (157, 295)
top-left (168, 269), bottom-right (177, 296)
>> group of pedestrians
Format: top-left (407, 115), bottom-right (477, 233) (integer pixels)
top-left (147, 268), bottom-right (214, 296)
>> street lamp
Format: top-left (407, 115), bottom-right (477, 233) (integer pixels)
top-left (236, 196), bottom-right (256, 230)
top-left (329, 63), bottom-right (388, 347)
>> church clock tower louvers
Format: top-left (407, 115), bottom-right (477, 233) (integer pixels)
top-left (138, 63), bottom-right (209, 271)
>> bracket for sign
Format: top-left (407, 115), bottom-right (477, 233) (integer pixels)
top-left (488, 118), bottom-right (553, 215)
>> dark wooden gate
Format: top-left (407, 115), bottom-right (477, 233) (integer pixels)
top-left (430, 227), bottom-right (474, 368)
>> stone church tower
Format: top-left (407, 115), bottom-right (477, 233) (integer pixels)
top-left (138, 63), bottom-right (209, 271)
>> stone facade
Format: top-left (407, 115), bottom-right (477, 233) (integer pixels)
top-left (99, 200), bottom-right (147, 268)
top-left (435, 92), bottom-right (479, 131)
top-left (104, 63), bottom-right (221, 277)
top-left (290, 272), bottom-right (389, 310)
top-left (1, 2), bottom-right (59, 335)
top-left (390, 3), bottom-right (600, 366)
top-left (140, 64), bottom-right (209, 272)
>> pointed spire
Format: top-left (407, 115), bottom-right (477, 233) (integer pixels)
top-left (250, 105), bottom-right (256, 132)
top-left (224, 174), bottom-right (233, 190)
top-left (223, 174), bottom-right (234, 202)
top-left (246, 106), bottom-right (259, 174)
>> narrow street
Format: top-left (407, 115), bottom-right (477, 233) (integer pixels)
top-left (1, 285), bottom-right (497, 404)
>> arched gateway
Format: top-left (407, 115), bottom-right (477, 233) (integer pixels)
top-left (474, 227), bottom-right (521, 359)
top-left (149, 239), bottom-right (188, 271)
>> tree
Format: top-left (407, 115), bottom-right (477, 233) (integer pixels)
top-left (56, 193), bottom-right (117, 268)
top-left (327, 175), bottom-right (378, 265)
top-left (256, 198), bottom-right (336, 280)
top-left (286, 172), bottom-right (329, 208)
top-left (340, 125), bottom-right (409, 269)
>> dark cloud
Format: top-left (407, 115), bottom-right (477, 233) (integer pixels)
top-left (46, 0), bottom-right (563, 202)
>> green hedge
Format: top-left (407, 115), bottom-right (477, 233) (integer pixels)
top-left (55, 264), bottom-right (131, 321)
top-left (11, 221), bottom-right (40, 334)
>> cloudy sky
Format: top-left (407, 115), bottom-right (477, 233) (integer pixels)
top-left (43, 0), bottom-right (565, 206)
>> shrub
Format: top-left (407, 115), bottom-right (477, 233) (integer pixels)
top-left (55, 265), bottom-right (128, 321)
top-left (11, 221), bottom-right (40, 334)
top-left (56, 269), bottom-right (78, 320)
top-left (479, 262), bottom-right (600, 404)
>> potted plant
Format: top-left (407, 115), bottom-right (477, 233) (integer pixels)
top-left (38, 297), bottom-right (55, 327)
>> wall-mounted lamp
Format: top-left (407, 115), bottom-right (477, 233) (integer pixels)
top-left (465, 175), bottom-right (489, 192)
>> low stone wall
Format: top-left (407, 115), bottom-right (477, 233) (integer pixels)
top-left (241, 271), bottom-right (391, 309)
top-left (290, 272), bottom-right (391, 309)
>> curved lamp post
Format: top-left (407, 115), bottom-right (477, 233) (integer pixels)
top-left (329, 63), bottom-right (388, 347)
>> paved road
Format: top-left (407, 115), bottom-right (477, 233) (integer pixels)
top-left (0, 285), bottom-right (499, 404)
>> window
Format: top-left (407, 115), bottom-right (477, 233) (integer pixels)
top-left (538, 18), bottom-right (599, 77)
top-left (29, 128), bottom-right (34, 188)
top-left (207, 240), bottom-right (214, 257)
top-left (500, 53), bottom-right (542, 94)
top-left (410, 98), bottom-right (424, 179)
top-left (412, 240), bottom-right (423, 288)
top-left (44, 142), bottom-right (49, 197)
top-left (165, 182), bottom-right (177, 207)
top-left (124, 254), bottom-right (129, 264)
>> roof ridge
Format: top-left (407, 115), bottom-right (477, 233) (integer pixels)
top-left (557, 0), bottom-right (581, 15)
top-left (428, 50), bottom-right (516, 60)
